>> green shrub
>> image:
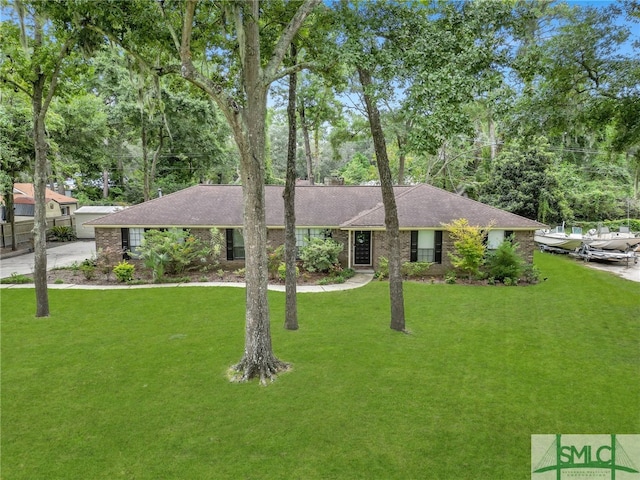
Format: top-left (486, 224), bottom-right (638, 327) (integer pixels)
top-left (485, 239), bottom-right (524, 283)
top-left (135, 228), bottom-right (222, 281)
top-left (444, 218), bottom-right (487, 280)
top-left (277, 262), bottom-right (299, 280)
top-left (318, 266), bottom-right (354, 285)
top-left (48, 225), bottom-right (76, 242)
top-left (401, 261), bottom-right (433, 278)
top-left (299, 237), bottom-right (343, 273)
top-left (318, 276), bottom-right (345, 285)
top-left (445, 271), bottom-right (457, 284)
top-left (113, 261), bottom-right (135, 283)
top-left (375, 257), bottom-right (389, 280)
top-left (80, 264), bottom-right (96, 280)
top-left (521, 263), bottom-right (541, 284)
top-left (0, 272), bottom-right (33, 284)
top-left (340, 267), bottom-right (356, 280)
top-left (268, 245), bottom-right (285, 279)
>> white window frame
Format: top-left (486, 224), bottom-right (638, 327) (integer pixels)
top-left (129, 228), bottom-right (145, 253)
top-left (295, 228), bottom-right (327, 249)
top-left (487, 230), bottom-right (505, 250)
top-left (417, 230), bottom-right (435, 262)
top-left (233, 229), bottom-right (245, 260)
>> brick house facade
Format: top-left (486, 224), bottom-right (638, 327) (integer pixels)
top-left (88, 184), bottom-right (546, 274)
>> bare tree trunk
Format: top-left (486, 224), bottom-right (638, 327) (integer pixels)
top-left (396, 134), bottom-right (406, 185)
top-left (32, 64), bottom-right (50, 318)
top-left (139, 94), bottom-right (150, 202)
top-left (150, 126), bottom-right (164, 196)
top-left (299, 102), bottom-right (314, 184)
top-left (488, 114), bottom-right (497, 161)
top-left (357, 67), bottom-right (405, 332)
top-left (102, 169), bottom-right (109, 198)
top-left (284, 44), bottom-right (299, 330)
top-left (313, 128), bottom-right (320, 184)
top-left (2, 181), bottom-right (17, 251)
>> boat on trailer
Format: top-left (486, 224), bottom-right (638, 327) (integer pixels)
top-left (534, 225), bottom-right (585, 252)
top-left (583, 226), bottom-right (640, 251)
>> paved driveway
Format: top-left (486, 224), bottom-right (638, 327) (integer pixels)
top-left (0, 241), bottom-right (96, 279)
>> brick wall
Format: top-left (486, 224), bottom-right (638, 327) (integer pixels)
top-left (95, 228), bottom-right (122, 253)
top-left (370, 230), bottom-right (454, 275)
top-left (95, 226), bottom-right (537, 276)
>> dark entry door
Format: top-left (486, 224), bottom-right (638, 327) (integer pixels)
top-left (353, 231), bottom-right (371, 265)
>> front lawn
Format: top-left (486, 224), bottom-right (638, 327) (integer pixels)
top-left (1, 253), bottom-right (638, 479)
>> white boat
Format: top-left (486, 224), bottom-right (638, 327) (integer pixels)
top-left (535, 225), bottom-right (585, 251)
top-left (584, 226), bottom-right (640, 251)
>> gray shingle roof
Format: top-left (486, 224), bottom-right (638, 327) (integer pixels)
top-left (87, 184), bottom-right (546, 230)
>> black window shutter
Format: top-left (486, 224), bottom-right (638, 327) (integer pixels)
top-left (410, 231), bottom-right (418, 262)
top-left (505, 230), bottom-right (514, 242)
top-left (226, 229), bottom-right (234, 260)
top-left (121, 228), bottom-right (129, 259)
top-left (435, 230), bottom-right (443, 264)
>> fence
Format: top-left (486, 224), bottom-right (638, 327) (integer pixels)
top-left (0, 217), bottom-right (75, 250)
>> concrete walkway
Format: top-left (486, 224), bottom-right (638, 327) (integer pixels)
top-left (0, 240), bottom-right (374, 292)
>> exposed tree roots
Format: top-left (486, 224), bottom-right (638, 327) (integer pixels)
top-left (228, 356), bottom-right (291, 386)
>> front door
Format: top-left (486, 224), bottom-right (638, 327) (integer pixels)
top-left (353, 231), bottom-right (371, 266)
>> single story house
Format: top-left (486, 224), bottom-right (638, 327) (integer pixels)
top-left (87, 183), bottom-right (547, 274)
top-left (1, 183), bottom-right (79, 220)
top-left (73, 206), bottom-right (125, 239)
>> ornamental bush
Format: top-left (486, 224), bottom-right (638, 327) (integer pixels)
top-left (375, 256), bottom-right (389, 280)
top-left (113, 261), bottom-right (135, 283)
top-left (485, 238), bottom-right (524, 283)
top-left (444, 218), bottom-right (487, 281)
top-left (401, 261), bottom-right (433, 278)
top-left (48, 225), bottom-right (76, 242)
top-left (299, 237), bottom-right (343, 273)
top-left (277, 262), bottom-right (299, 280)
top-left (135, 228), bottom-right (223, 281)
top-left (267, 245), bottom-right (285, 279)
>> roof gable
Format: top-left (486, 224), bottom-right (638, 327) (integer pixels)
top-left (341, 183), bottom-right (545, 229)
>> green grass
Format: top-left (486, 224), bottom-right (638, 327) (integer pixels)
top-left (2, 253), bottom-right (639, 479)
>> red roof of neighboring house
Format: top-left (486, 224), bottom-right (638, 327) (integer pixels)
top-left (11, 183), bottom-right (78, 205)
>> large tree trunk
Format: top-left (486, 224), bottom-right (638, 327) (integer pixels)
top-left (32, 67), bottom-right (50, 318)
top-left (283, 44), bottom-right (299, 331)
top-left (358, 67), bottom-right (405, 332)
top-left (229, 0), bottom-right (289, 383)
top-left (175, 0), bottom-right (319, 383)
top-left (230, 112), bottom-right (289, 383)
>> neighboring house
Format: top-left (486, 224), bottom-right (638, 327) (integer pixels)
top-left (1, 183), bottom-right (79, 220)
top-left (74, 206), bottom-right (125, 239)
top-left (87, 183), bottom-right (547, 274)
